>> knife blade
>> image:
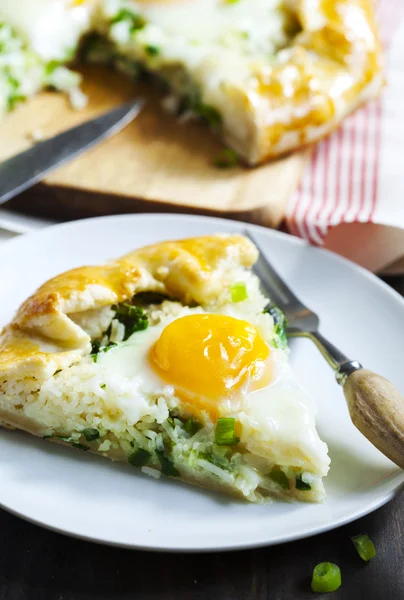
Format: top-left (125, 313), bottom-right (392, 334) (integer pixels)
top-left (0, 100), bottom-right (143, 205)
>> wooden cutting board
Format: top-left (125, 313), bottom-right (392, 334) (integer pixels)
top-left (1, 65), bottom-right (310, 227)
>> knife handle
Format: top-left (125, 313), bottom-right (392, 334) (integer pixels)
top-left (343, 369), bottom-right (404, 469)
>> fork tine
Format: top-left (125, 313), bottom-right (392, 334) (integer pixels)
top-left (244, 229), bottom-right (303, 309)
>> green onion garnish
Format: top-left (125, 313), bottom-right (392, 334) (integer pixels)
top-left (215, 418), bottom-right (240, 446)
top-left (156, 449), bottom-right (180, 477)
top-left (230, 282), bottom-right (248, 303)
top-left (351, 534), bottom-right (376, 562)
top-left (214, 148), bottom-right (238, 168)
top-left (184, 417), bottom-right (202, 436)
top-left (295, 475), bottom-right (311, 491)
top-left (311, 563), bottom-right (342, 593)
top-left (82, 428), bottom-right (100, 442)
top-left (128, 448), bottom-right (152, 467)
top-left (269, 467), bottom-right (289, 490)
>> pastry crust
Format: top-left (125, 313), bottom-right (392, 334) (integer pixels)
top-left (0, 234), bottom-right (257, 383)
top-left (247, 0), bottom-right (383, 163)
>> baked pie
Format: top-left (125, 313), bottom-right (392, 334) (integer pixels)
top-left (0, 235), bottom-right (330, 502)
top-left (0, 0), bottom-right (383, 165)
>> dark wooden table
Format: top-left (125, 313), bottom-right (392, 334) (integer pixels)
top-left (0, 277), bottom-right (403, 600)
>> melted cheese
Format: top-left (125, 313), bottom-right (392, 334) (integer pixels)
top-left (142, 0), bottom-right (292, 57)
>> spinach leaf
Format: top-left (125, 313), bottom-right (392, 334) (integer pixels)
top-left (82, 428), bottom-right (100, 442)
top-left (90, 341), bottom-right (117, 362)
top-left (184, 417), bottom-right (202, 437)
top-left (71, 442), bottom-right (89, 451)
top-left (132, 292), bottom-right (170, 306)
top-left (194, 102), bottom-right (222, 129)
top-left (295, 475), bottom-right (311, 491)
top-left (113, 303), bottom-right (148, 341)
top-left (128, 448), bottom-right (151, 467)
top-left (156, 449), bottom-right (180, 477)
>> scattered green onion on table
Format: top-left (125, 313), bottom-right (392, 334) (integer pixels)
top-left (351, 534), bottom-right (377, 562)
top-left (311, 562), bottom-right (342, 593)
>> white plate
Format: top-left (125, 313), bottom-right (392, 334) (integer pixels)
top-left (0, 213), bottom-right (403, 552)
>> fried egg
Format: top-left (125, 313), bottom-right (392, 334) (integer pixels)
top-left (98, 306), bottom-right (329, 472)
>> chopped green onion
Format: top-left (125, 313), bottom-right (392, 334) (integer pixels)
top-left (71, 442), bottom-right (89, 451)
top-left (351, 534), bottom-right (376, 562)
top-left (311, 563), bottom-right (341, 593)
top-left (145, 44), bottom-right (160, 56)
top-left (230, 282), bottom-right (248, 303)
top-left (215, 418), bottom-right (240, 446)
top-left (167, 416), bottom-right (175, 427)
top-left (184, 417), bottom-right (202, 436)
top-left (225, 0), bottom-right (241, 4)
top-left (156, 449), bottom-right (180, 477)
top-left (82, 428), bottom-right (100, 442)
top-left (100, 383), bottom-right (106, 390)
top-left (128, 448), bottom-right (151, 467)
top-left (215, 148), bottom-right (238, 168)
top-left (295, 475), bottom-right (311, 491)
top-left (269, 467), bottom-right (289, 490)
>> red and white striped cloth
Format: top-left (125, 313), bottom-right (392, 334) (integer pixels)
top-left (286, 0), bottom-right (404, 272)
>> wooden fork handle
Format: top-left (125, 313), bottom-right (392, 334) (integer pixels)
top-left (343, 369), bottom-right (404, 469)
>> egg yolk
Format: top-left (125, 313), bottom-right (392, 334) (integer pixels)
top-left (151, 314), bottom-right (271, 413)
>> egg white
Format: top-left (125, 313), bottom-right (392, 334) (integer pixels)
top-left (97, 305), bottom-right (329, 476)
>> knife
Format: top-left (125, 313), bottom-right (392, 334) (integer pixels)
top-left (0, 100), bottom-right (143, 205)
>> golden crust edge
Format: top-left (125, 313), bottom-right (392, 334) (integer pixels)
top-left (225, 0), bottom-right (383, 164)
top-left (0, 234), bottom-right (258, 378)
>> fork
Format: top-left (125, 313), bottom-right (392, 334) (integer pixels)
top-left (245, 230), bottom-right (404, 470)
